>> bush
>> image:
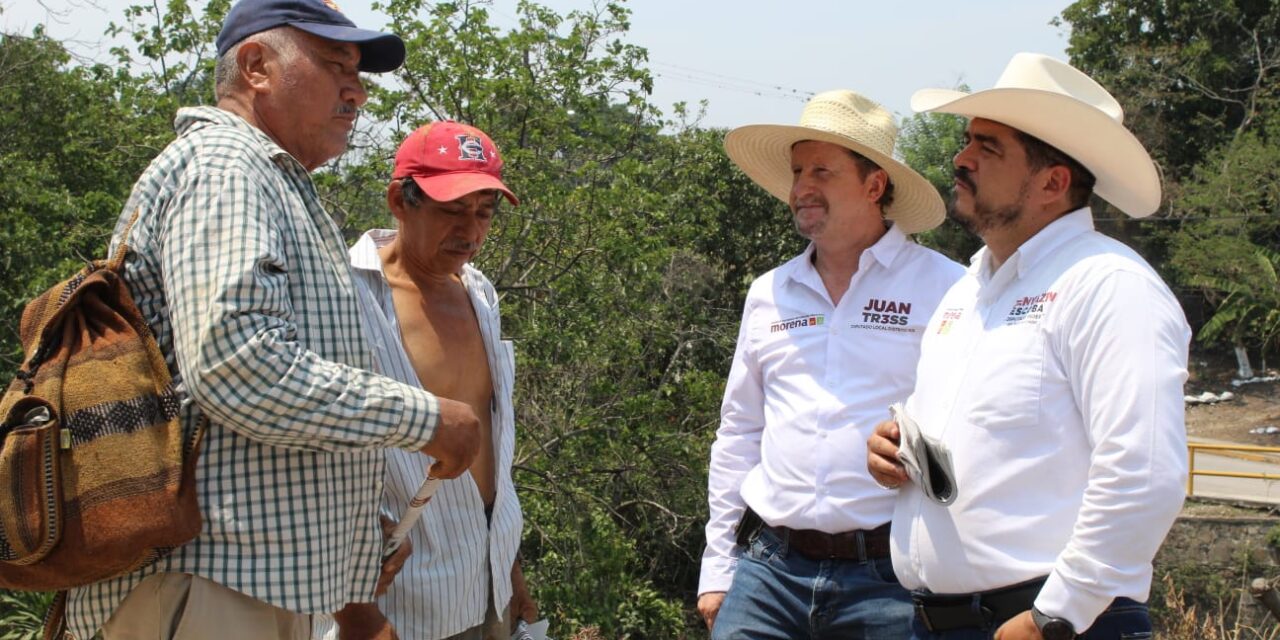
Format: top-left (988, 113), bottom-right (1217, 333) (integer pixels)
top-left (0, 590), bottom-right (53, 640)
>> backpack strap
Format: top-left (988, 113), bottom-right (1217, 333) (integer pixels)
top-left (106, 209), bottom-right (143, 272)
top-left (40, 590), bottom-right (66, 640)
top-left (16, 209), bottom-right (144, 391)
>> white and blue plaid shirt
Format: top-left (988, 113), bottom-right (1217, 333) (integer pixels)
top-left (65, 106), bottom-right (440, 639)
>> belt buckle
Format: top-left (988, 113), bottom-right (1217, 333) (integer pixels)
top-left (817, 534), bottom-right (836, 559)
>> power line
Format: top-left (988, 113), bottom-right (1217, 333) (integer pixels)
top-left (651, 60), bottom-right (814, 103)
top-left (653, 71), bottom-right (812, 103)
top-left (652, 60), bottom-right (812, 94)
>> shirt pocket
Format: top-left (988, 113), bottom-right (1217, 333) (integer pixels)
top-left (750, 318), bottom-right (827, 379)
top-left (961, 320), bottom-right (1045, 431)
top-left (845, 320), bottom-right (925, 393)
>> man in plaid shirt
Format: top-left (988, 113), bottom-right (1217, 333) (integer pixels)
top-left (63, 1), bottom-right (480, 638)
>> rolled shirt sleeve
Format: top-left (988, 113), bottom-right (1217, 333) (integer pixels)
top-left (161, 169), bottom-right (438, 452)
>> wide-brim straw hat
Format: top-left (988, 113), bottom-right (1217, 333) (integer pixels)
top-left (724, 90), bottom-right (945, 235)
top-left (911, 52), bottom-right (1161, 218)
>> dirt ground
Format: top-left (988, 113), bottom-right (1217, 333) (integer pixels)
top-left (1185, 350), bottom-right (1280, 447)
top-left (1180, 496), bottom-right (1280, 517)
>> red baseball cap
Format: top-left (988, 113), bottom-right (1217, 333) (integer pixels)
top-left (392, 121), bottom-right (519, 206)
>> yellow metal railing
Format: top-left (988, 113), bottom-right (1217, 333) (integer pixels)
top-left (1187, 442), bottom-right (1280, 496)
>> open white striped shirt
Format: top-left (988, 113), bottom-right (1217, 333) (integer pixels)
top-left (316, 229), bottom-right (522, 639)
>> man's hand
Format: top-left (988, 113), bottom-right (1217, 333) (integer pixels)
top-left (376, 515), bottom-right (412, 596)
top-left (867, 419), bottom-right (909, 489)
top-left (697, 592), bottom-right (727, 631)
top-left (508, 559), bottom-right (539, 631)
top-left (420, 398), bottom-right (480, 478)
top-left (994, 610), bottom-right (1043, 640)
top-left (333, 602), bottom-right (399, 640)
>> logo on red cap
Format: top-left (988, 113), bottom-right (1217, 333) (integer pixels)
top-left (392, 121), bottom-right (519, 206)
top-left (456, 135), bottom-right (489, 162)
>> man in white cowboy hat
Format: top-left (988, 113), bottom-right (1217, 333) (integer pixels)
top-left (867, 53), bottom-right (1190, 639)
top-left (697, 89), bottom-right (965, 638)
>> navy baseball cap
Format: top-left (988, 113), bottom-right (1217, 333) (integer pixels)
top-left (216, 0), bottom-right (406, 73)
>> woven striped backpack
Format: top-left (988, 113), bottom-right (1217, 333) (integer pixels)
top-left (0, 210), bottom-right (204, 597)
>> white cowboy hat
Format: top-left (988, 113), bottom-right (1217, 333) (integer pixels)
top-left (911, 52), bottom-right (1161, 218)
top-left (724, 90), bottom-right (945, 234)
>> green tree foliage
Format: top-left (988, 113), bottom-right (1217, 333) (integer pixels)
top-left (1168, 124), bottom-right (1280, 364)
top-left (1191, 247), bottom-right (1280, 369)
top-left (897, 105), bottom-right (983, 262)
top-left (1058, 0), bottom-right (1280, 183)
top-left (0, 32), bottom-right (174, 377)
top-left (29, 0), bottom-right (1280, 633)
top-left (0, 0), bottom-right (233, 379)
top-left (107, 0), bottom-right (227, 106)
top-left (1, 0), bottom-right (797, 636)
top-left (1059, 0), bottom-right (1280, 365)
top-left (348, 3), bottom-right (796, 633)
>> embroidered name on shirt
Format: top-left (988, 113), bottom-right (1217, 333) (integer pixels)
top-left (848, 298), bottom-right (918, 333)
top-left (856, 298), bottom-right (912, 326)
top-left (770, 314), bottom-right (825, 333)
top-left (1005, 291), bottom-right (1058, 324)
top-left (936, 308), bottom-right (964, 334)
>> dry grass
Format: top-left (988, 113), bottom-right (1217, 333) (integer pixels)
top-left (567, 626), bottom-right (606, 640)
top-left (1159, 574), bottom-right (1280, 640)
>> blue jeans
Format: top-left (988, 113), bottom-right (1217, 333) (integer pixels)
top-left (711, 525), bottom-right (914, 640)
top-left (909, 596), bottom-right (1153, 639)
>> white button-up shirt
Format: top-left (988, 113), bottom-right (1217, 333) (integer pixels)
top-left (890, 209), bottom-right (1191, 632)
top-left (314, 230), bottom-right (522, 639)
top-left (699, 225), bottom-right (964, 595)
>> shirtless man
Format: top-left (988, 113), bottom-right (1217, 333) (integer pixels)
top-left (328, 121), bottom-right (535, 639)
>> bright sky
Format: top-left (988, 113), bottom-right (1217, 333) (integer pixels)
top-left (1, 0), bottom-right (1071, 129)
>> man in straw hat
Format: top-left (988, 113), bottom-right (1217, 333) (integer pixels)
top-left (65, 1), bottom-right (482, 638)
top-left (698, 90), bottom-right (965, 638)
top-left (867, 53), bottom-right (1191, 639)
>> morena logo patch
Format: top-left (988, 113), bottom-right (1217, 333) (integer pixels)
top-left (769, 314), bottom-right (824, 333)
top-left (936, 308), bottom-right (964, 335)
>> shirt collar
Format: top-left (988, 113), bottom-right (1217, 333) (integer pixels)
top-left (969, 207), bottom-right (1095, 283)
top-left (349, 229), bottom-right (399, 273)
top-left (348, 229), bottom-right (481, 283)
top-left (175, 106), bottom-right (300, 166)
top-left (782, 223), bottom-right (910, 286)
top-left (867, 223), bottom-right (911, 269)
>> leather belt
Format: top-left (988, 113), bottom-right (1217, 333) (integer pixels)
top-left (743, 508), bottom-right (891, 562)
top-left (911, 576), bottom-right (1047, 632)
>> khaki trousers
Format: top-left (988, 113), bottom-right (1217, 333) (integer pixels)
top-left (440, 594), bottom-right (506, 640)
top-left (101, 573), bottom-right (311, 640)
